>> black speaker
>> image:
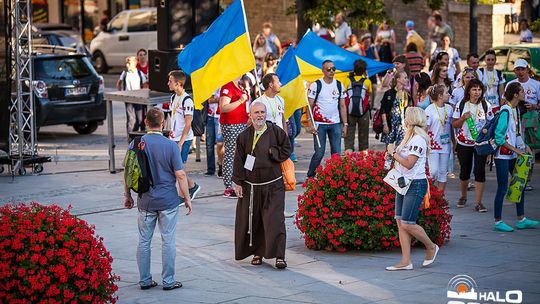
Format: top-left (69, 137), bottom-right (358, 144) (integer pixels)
top-left (157, 0), bottom-right (219, 51)
top-left (148, 49), bottom-right (193, 93)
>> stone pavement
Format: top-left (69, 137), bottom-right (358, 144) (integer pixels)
top-left (1, 113), bottom-right (540, 303)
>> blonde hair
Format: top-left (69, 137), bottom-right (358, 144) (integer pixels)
top-left (397, 107), bottom-right (430, 156)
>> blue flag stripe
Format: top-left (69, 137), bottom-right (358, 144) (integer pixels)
top-left (275, 46), bottom-right (299, 86)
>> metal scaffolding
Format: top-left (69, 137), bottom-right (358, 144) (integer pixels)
top-left (3, 0), bottom-right (48, 175)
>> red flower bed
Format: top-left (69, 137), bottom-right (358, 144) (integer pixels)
top-left (296, 151), bottom-right (452, 252)
top-left (0, 203), bottom-right (120, 303)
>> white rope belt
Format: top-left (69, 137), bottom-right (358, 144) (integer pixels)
top-left (244, 175), bottom-right (283, 247)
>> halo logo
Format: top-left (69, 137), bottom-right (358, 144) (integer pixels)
top-left (447, 275), bottom-right (478, 300)
top-left (447, 275), bottom-right (523, 304)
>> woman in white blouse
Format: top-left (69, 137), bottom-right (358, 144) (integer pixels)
top-left (385, 107), bottom-right (439, 271)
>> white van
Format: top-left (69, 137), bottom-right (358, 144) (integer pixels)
top-left (90, 8), bottom-right (157, 73)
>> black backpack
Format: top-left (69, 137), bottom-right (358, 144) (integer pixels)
top-left (348, 76), bottom-right (369, 117)
top-left (191, 101), bottom-right (208, 137)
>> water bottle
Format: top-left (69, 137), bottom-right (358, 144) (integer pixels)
top-left (384, 158), bottom-right (393, 170)
top-left (466, 117), bottom-right (478, 140)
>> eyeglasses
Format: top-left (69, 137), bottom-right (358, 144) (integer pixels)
top-left (325, 67), bottom-right (336, 72)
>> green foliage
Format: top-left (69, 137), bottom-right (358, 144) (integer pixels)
top-left (296, 0), bottom-right (444, 30)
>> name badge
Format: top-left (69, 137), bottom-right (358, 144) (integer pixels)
top-left (244, 154), bottom-right (256, 171)
top-left (440, 133), bottom-right (450, 144)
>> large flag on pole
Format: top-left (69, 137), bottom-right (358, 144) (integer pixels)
top-left (275, 46), bottom-right (307, 120)
top-left (178, 0), bottom-right (256, 109)
top-left (295, 31), bottom-right (393, 83)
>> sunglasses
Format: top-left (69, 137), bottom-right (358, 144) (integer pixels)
top-left (325, 67), bottom-right (336, 72)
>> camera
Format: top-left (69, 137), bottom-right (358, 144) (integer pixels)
top-left (397, 176), bottom-right (407, 188)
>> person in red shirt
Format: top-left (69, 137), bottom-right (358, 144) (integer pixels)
top-left (219, 77), bottom-right (250, 198)
top-left (136, 49), bottom-right (149, 78)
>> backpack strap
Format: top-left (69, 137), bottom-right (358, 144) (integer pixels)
top-left (181, 95), bottom-right (192, 118)
top-left (120, 71), bottom-right (127, 91)
top-left (313, 80), bottom-right (322, 105)
top-left (138, 70), bottom-right (144, 88)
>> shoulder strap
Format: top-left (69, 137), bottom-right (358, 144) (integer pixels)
top-left (182, 95), bottom-right (192, 117)
top-left (120, 71), bottom-right (127, 91)
top-left (314, 80), bottom-right (322, 104)
top-left (459, 101), bottom-right (466, 117)
top-left (337, 80), bottom-right (343, 98)
top-left (482, 100), bottom-right (488, 114)
top-left (138, 70), bottom-right (144, 88)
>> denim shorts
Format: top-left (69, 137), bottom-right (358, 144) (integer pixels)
top-left (394, 179), bottom-right (428, 224)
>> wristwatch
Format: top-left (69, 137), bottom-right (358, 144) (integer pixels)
top-left (343, 122), bottom-right (349, 126)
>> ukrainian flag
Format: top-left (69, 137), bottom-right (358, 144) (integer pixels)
top-left (178, 0), bottom-right (256, 109)
top-left (276, 46), bottom-right (307, 120)
top-left (296, 31), bottom-right (393, 83)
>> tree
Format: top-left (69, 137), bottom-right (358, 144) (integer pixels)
top-left (294, 0), bottom-right (444, 40)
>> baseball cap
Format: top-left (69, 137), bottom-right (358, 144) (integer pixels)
top-left (514, 58), bottom-right (529, 69)
top-left (406, 20), bottom-right (415, 28)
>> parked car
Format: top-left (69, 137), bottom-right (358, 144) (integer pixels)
top-left (90, 8), bottom-right (157, 73)
top-left (32, 46), bottom-right (106, 134)
top-left (480, 43), bottom-right (540, 81)
top-left (32, 23), bottom-right (91, 58)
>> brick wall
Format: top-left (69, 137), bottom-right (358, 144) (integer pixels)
top-left (222, 0), bottom-right (297, 43)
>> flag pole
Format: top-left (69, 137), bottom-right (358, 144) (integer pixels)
top-left (239, 0), bottom-right (261, 98)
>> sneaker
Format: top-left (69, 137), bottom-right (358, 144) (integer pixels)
top-left (493, 221), bottom-right (514, 232)
top-left (217, 165), bottom-right (223, 179)
top-left (467, 182), bottom-right (475, 190)
top-left (284, 211), bottom-right (295, 218)
top-left (447, 172), bottom-right (456, 179)
top-left (222, 188), bottom-right (237, 199)
top-left (474, 203), bottom-right (487, 213)
top-left (204, 171), bottom-right (215, 177)
top-left (290, 152), bottom-right (297, 162)
top-left (178, 196), bottom-right (186, 207)
top-left (525, 183), bottom-right (534, 191)
top-left (456, 197), bottom-right (467, 208)
top-left (189, 183), bottom-right (201, 201)
top-left (515, 218), bottom-right (539, 229)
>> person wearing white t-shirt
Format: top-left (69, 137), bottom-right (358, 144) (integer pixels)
top-left (167, 70), bottom-right (200, 203)
top-left (450, 68), bottom-right (477, 106)
top-left (385, 107), bottom-right (439, 271)
top-left (506, 58), bottom-right (540, 191)
top-left (116, 56), bottom-right (147, 139)
top-left (431, 35), bottom-right (461, 82)
top-left (334, 13), bottom-right (352, 47)
top-left (452, 79), bottom-right (492, 212)
top-left (492, 82), bottom-right (538, 232)
top-left (480, 50), bottom-right (505, 112)
top-left (453, 53), bottom-right (483, 88)
top-left (254, 73), bottom-right (286, 130)
top-left (306, 60), bottom-right (347, 178)
top-left (426, 84), bottom-right (454, 193)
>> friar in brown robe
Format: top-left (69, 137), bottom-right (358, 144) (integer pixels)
top-left (232, 101), bottom-right (291, 269)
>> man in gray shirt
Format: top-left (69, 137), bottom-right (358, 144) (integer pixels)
top-left (124, 108), bottom-right (192, 291)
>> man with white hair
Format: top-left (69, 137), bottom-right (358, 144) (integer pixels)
top-left (334, 12), bottom-right (352, 47)
top-left (232, 101), bottom-right (291, 269)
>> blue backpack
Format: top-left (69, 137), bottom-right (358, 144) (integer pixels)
top-left (474, 108), bottom-right (509, 156)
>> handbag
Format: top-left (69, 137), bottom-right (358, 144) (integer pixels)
top-left (383, 168), bottom-right (411, 195)
top-left (281, 158), bottom-right (296, 191)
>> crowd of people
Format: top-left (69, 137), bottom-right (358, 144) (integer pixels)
top-left (121, 13), bottom-right (539, 289)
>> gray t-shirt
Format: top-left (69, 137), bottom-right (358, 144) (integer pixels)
top-left (135, 133), bottom-right (184, 211)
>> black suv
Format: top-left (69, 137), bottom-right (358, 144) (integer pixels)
top-left (33, 46), bottom-right (106, 134)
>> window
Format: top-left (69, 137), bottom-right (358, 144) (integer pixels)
top-left (34, 57), bottom-right (94, 80)
top-left (148, 11), bottom-right (157, 31)
top-left (507, 48), bottom-right (531, 70)
top-left (493, 48), bottom-right (509, 71)
top-left (108, 12), bottom-right (127, 32)
top-left (127, 11), bottom-right (151, 32)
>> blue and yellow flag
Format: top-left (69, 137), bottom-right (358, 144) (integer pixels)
top-left (295, 31), bottom-right (393, 83)
top-left (275, 46), bottom-right (307, 120)
top-left (178, 0), bottom-right (256, 109)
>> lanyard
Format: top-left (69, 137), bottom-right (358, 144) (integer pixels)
top-left (467, 101), bottom-right (479, 121)
top-left (171, 91), bottom-right (185, 117)
top-left (435, 104), bottom-right (447, 128)
top-left (251, 124), bottom-right (267, 154)
top-left (263, 95), bottom-right (277, 122)
top-left (486, 69), bottom-right (495, 89)
top-left (147, 131), bottom-right (162, 135)
top-left (510, 104), bottom-right (520, 135)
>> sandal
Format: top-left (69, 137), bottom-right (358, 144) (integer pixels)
top-left (251, 256), bottom-right (262, 265)
top-left (275, 259), bottom-right (287, 269)
top-left (475, 203), bottom-right (487, 213)
top-left (163, 281), bottom-right (182, 291)
top-left (140, 280), bottom-right (158, 290)
top-left (456, 197), bottom-right (467, 208)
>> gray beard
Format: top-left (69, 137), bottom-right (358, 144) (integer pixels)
top-left (253, 119), bottom-right (266, 128)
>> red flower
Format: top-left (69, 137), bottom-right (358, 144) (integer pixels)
top-left (0, 203), bottom-right (120, 303)
top-left (296, 151), bottom-right (452, 252)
